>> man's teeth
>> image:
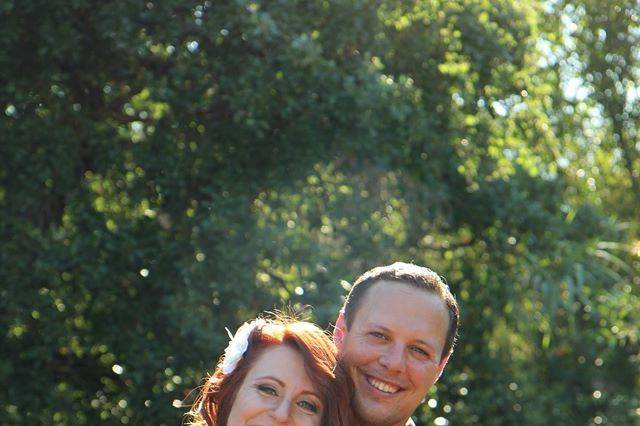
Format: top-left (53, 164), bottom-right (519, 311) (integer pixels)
top-left (367, 377), bottom-right (400, 394)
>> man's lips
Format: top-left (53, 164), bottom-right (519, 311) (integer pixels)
top-left (363, 373), bottom-right (403, 394)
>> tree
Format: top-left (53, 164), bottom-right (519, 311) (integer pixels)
top-left (1, 1), bottom-right (638, 424)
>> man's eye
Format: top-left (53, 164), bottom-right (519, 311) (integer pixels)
top-left (370, 331), bottom-right (387, 340)
top-left (257, 384), bottom-right (277, 396)
top-left (297, 399), bottom-right (318, 413)
top-left (411, 346), bottom-right (430, 358)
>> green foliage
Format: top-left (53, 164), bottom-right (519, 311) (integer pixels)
top-left (1, 0), bottom-right (638, 425)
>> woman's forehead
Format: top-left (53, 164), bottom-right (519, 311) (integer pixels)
top-left (246, 345), bottom-right (317, 389)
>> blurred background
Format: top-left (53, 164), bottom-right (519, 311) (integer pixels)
top-left (2, 0), bottom-right (639, 424)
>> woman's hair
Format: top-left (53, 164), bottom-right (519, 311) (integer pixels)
top-left (187, 315), bottom-right (352, 426)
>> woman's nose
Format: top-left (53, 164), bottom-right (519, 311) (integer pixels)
top-left (270, 399), bottom-right (292, 424)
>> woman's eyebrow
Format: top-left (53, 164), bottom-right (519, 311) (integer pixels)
top-left (255, 376), bottom-right (285, 386)
top-left (299, 390), bottom-right (322, 399)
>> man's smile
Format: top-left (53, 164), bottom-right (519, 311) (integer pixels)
top-left (357, 368), bottom-right (406, 396)
top-left (366, 375), bottom-right (402, 394)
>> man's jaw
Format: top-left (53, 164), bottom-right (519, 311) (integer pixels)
top-left (352, 373), bottom-right (409, 426)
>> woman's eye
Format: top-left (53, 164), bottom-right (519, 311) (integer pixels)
top-left (370, 331), bottom-right (386, 340)
top-left (257, 384), bottom-right (277, 396)
top-left (297, 400), bottom-right (318, 413)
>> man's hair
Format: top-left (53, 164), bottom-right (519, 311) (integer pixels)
top-left (187, 315), bottom-right (352, 426)
top-left (341, 262), bottom-right (459, 360)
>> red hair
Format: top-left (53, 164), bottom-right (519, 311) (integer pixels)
top-left (187, 316), bottom-right (352, 425)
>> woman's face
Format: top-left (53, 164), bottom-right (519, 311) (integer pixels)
top-left (227, 344), bottom-right (324, 426)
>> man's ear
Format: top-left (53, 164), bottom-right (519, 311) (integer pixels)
top-left (333, 310), bottom-right (347, 352)
top-left (435, 351), bottom-right (452, 382)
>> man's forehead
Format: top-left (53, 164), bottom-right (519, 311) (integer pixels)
top-left (358, 279), bottom-right (445, 311)
top-left (353, 280), bottom-right (449, 343)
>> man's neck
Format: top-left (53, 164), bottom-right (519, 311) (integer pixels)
top-left (352, 417), bottom-right (413, 426)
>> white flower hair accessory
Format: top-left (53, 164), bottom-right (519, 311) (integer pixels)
top-left (220, 319), bottom-right (266, 375)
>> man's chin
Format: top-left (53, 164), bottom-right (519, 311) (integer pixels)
top-left (353, 393), bottom-right (406, 426)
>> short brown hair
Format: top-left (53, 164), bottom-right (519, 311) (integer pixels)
top-left (187, 315), bottom-right (352, 425)
top-left (342, 262), bottom-right (459, 360)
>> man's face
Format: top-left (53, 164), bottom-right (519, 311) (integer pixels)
top-left (334, 280), bottom-right (450, 426)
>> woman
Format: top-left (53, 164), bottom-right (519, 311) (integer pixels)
top-left (187, 315), bottom-right (352, 425)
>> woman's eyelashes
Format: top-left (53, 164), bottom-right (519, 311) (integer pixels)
top-left (255, 384), bottom-right (320, 414)
top-left (297, 399), bottom-right (319, 413)
top-left (256, 384), bottom-right (278, 396)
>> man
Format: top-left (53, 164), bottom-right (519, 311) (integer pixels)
top-left (334, 262), bottom-right (459, 426)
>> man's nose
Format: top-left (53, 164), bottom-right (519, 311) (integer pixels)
top-left (270, 399), bottom-right (292, 424)
top-left (379, 342), bottom-right (405, 372)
